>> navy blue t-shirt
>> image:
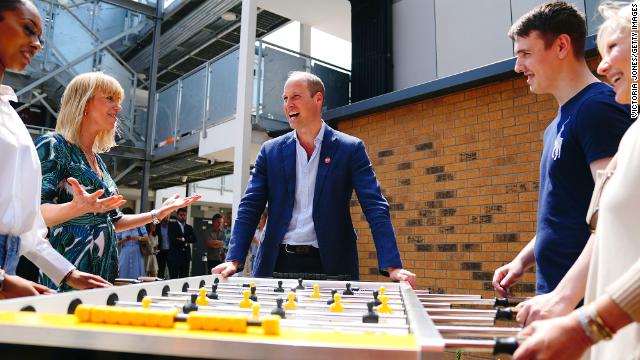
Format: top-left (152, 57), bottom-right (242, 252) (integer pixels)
top-left (534, 82), bottom-right (632, 294)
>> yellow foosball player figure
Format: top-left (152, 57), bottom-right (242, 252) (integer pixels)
top-left (196, 288), bottom-right (209, 306)
top-left (239, 290), bottom-right (253, 308)
top-left (329, 293), bottom-right (344, 313)
top-left (377, 295), bottom-right (393, 314)
top-left (252, 303), bottom-right (261, 320)
top-left (284, 292), bottom-right (297, 311)
top-left (309, 284), bottom-right (322, 299)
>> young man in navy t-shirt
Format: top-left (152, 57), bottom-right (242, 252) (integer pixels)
top-left (491, 2), bottom-right (632, 323)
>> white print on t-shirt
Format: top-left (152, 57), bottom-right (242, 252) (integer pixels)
top-left (552, 119), bottom-right (569, 160)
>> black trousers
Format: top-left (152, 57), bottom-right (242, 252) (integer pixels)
top-left (156, 250), bottom-right (169, 279)
top-left (274, 245), bottom-right (323, 274)
top-left (168, 256), bottom-right (189, 279)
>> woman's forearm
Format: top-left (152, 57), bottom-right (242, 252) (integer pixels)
top-left (114, 213), bottom-right (155, 233)
top-left (595, 295), bottom-right (633, 334)
top-left (41, 203), bottom-right (85, 227)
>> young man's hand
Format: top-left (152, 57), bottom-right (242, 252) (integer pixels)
top-left (492, 260), bottom-right (526, 297)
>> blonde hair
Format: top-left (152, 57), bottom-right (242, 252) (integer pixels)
top-left (597, 1), bottom-right (636, 56)
top-left (55, 72), bottom-right (124, 153)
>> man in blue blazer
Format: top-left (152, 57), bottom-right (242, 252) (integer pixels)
top-left (213, 72), bottom-right (416, 287)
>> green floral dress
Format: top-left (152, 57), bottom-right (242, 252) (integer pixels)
top-left (35, 134), bottom-right (121, 291)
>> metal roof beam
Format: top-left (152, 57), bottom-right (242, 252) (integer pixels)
top-left (100, 0), bottom-right (157, 18)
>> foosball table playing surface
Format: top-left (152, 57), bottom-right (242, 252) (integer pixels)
top-left (0, 275), bottom-right (524, 359)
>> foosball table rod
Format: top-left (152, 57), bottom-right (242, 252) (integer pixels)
top-left (115, 300), bottom-right (409, 322)
top-left (437, 325), bottom-right (521, 338)
top-left (444, 337), bottom-right (519, 355)
top-left (419, 297), bottom-right (528, 307)
top-left (182, 288), bottom-right (405, 306)
top-left (426, 307), bottom-right (518, 324)
top-left (156, 295), bottom-right (404, 313)
top-left (430, 315), bottom-right (506, 326)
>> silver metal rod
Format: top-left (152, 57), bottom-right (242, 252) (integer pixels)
top-left (207, 282), bottom-right (400, 295)
top-left (420, 302), bottom-right (452, 308)
top-left (184, 288), bottom-right (404, 305)
top-left (444, 337), bottom-right (519, 355)
top-left (429, 316), bottom-right (495, 326)
top-left (425, 308), bottom-right (497, 316)
top-left (415, 291), bottom-right (481, 299)
top-left (437, 325), bottom-right (521, 338)
top-left (115, 301), bottom-right (408, 323)
top-left (151, 295), bottom-right (406, 313)
top-left (420, 298), bottom-right (498, 306)
top-left (444, 339), bottom-right (497, 352)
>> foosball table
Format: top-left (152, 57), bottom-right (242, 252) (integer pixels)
top-left (0, 275), bottom-right (524, 359)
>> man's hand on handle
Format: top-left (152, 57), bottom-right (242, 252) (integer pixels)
top-left (389, 267), bottom-right (417, 289)
top-left (212, 261), bottom-right (240, 278)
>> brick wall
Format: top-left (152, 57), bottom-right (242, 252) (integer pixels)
top-left (339, 56), bottom-right (602, 298)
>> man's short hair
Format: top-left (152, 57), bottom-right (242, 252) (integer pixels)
top-left (287, 71), bottom-right (325, 100)
top-left (177, 208), bottom-right (187, 214)
top-left (508, 1), bottom-right (586, 59)
top-left (212, 213), bottom-right (222, 221)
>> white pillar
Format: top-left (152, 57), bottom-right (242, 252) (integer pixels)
top-left (231, 0), bottom-right (257, 225)
top-left (300, 22), bottom-right (312, 57)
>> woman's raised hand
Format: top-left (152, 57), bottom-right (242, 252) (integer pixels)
top-left (157, 193), bottom-right (202, 218)
top-left (67, 177), bottom-right (126, 215)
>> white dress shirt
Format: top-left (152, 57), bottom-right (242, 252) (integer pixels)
top-left (282, 122), bottom-right (326, 248)
top-left (0, 85), bottom-right (74, 284)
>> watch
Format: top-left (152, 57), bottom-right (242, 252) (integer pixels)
top-left (150, 209), bottom-right (161, 224)
top-left (0, 268), bottom-right (5, 292)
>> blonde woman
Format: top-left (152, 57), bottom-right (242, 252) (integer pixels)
top-left (513, 1), bottom-right (639, 359)
top-left (36, 72), bottom-right (200, 290)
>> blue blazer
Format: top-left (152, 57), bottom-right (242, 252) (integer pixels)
top-left (227, 126), bottom-right (403, 279)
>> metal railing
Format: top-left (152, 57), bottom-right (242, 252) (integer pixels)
top-left (19, 0), bottom-right (149, 148)
top-left (152, 40), bottom-right (351, 152)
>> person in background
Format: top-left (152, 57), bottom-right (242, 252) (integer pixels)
top-left (205, 214), bottom-right (225, 271)
top-left (166, 208), bottom-right (196, 279)
top-left (117, 207), bottom-right (146, 279)
top-left (145, 222), bottom-right (159, 277)
top-left (0, 0), bottom-right (111, 298)
top-left (156, 216), bottom-right (170, 279)
top-left (220, 214), bottom-right (232, 261)
top-left (35, 72), bottom-right (201, 290)
top-left (513, 2), bottom-right (639, 359)
top-left (248, 209), bottom-right (268, 274)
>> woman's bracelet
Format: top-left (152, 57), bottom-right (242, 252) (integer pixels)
top-left (577, 305), bottom-right (614, 344)
top-left (150, 209), bottom-right (160, 224)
